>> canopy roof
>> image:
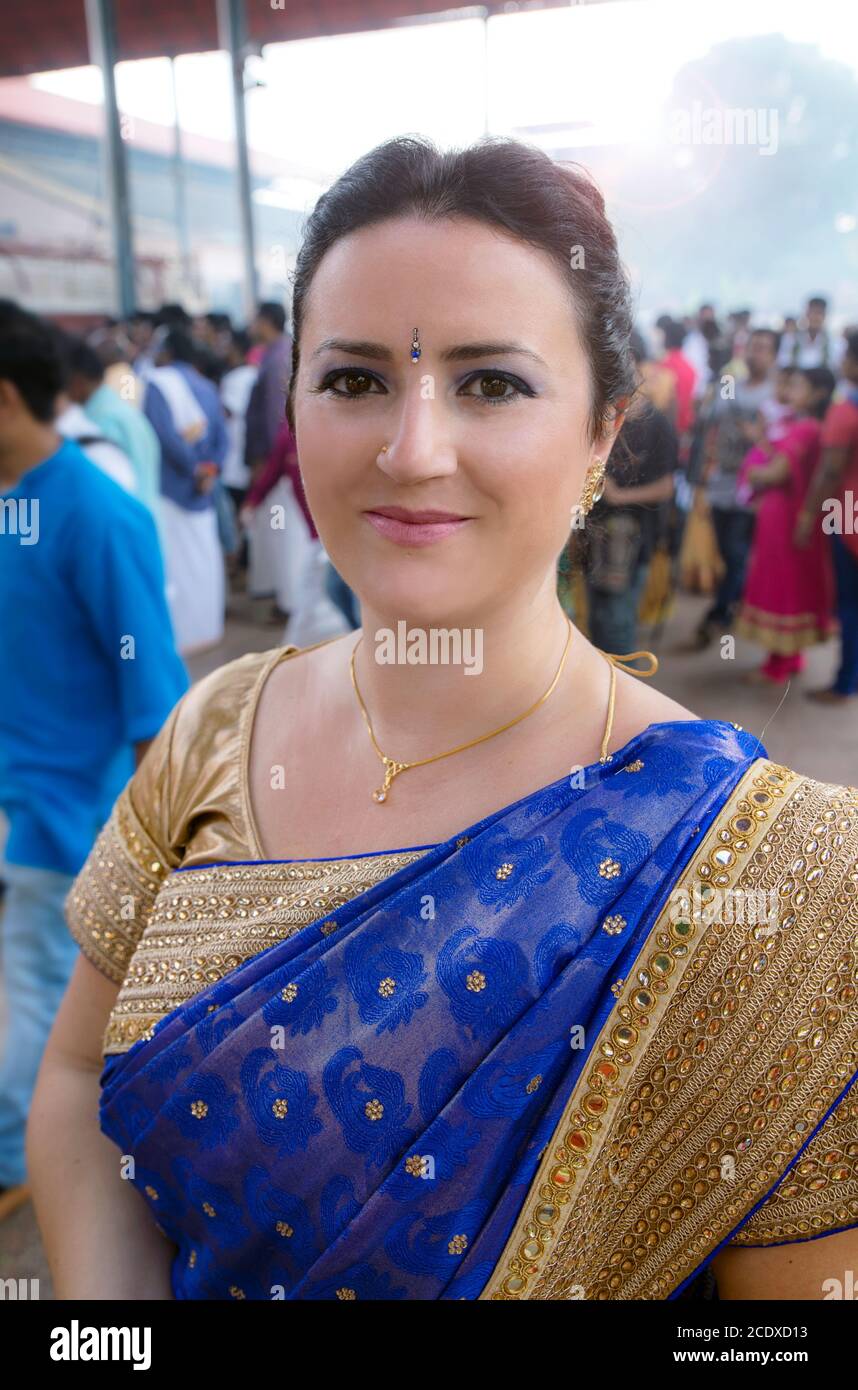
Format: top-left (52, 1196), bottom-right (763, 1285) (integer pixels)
top-left (0, 1), bottom-right (568, 79)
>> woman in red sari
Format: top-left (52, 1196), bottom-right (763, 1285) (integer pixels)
top-left (737, 366), bottom-right (837, 682)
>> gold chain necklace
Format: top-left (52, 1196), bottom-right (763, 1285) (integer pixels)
top-left (350, 617), bottom-right (574, 803)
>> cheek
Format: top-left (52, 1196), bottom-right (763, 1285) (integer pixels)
top-left (486, 411), bottom-right (589, 507)
top-left (294, 401), bottom-right (368, 496)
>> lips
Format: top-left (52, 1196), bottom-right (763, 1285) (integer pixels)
top-left (366, 506), bottom-right (469, 523)
top-left (363, 506), bottom-right (473, 548)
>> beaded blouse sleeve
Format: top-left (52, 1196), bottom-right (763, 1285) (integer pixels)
top-left (64, 697), bottom-right (185, 985)
top-left (64, 648), bottom-right (284, 984)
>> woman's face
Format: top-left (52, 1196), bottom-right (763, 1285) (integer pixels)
top-left (788, 372), bottom-right (813, 413)
top-left (775, 370), bottom-right (794, 405)
top-left (293, 215), bottom-right (621, 625)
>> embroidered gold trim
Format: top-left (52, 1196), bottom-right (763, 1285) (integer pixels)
top-left (65, 788), bottom-right (176, 986)
top-left (481, 760), bottom-right (858, 1299)
top-left (101, 850), bottom-right (431, 1054)
top-left (731, 1085), bottom-right (858, 1245)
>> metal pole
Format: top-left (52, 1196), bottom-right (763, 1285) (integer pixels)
top-left (169, 58), bottom-right (194, 299)
top-left (84, 0), bottom-right (135, 316)
top-left (216, 0), bottom-right (258, 322)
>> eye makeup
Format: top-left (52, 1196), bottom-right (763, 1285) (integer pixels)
top-left (310, 367), bottom-right (388, 398)
top-left (456, 369), bottom-right (538, 406)
top-left (311, 364), bottom-right (538, 406)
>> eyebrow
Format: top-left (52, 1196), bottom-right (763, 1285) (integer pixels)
top-left (309, 337), bottom-right (547, 367)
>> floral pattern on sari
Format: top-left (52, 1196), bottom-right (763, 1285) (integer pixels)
top-left (63, 649), bottom-right (857, 1298)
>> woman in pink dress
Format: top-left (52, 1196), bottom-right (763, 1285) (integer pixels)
top-left (736, 366), bottom-right (837, 682)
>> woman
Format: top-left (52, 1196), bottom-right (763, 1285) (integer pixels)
top-left (583, 343), bottom-right (677, 657)
top-left (29, 139), bottom-right (856, 1301)
top-left (143, 328), bottom-right (229, 656)
top-left (737, 367), bottom-right (837, 682)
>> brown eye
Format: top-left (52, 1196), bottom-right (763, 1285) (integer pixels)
top-left (458, 370), bottom-right (532, 406)
top-left (343, 372), bottom-right (374, 395)
top-left (480, 375), bottom-right (510, 398)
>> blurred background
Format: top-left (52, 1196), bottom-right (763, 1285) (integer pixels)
top-left (1, 0), bottom-right (858, 1291)
top-left (1, 0), bottom-right (857, 327)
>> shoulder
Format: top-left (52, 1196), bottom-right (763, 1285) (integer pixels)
top-left (97, 392), bottom-right (138, 435)
top-left (122, 647), bottom-right (297, 859)
top-left (250, 632), bottom-right (354, 735)
top-left (647, 401), bottom-right (677, 440)
top-left (610, 666), bottom-right (698, 747)
top-left (174, 637), bottom-right (348, 747)
top-left (58, 445), bottom-right (152, 534)
top-left (172, 646), bottom-right (293, 739)
top-left (822, 399), bottom-right (858, 441)
top-left (187, 366), bottom-right (221, 405)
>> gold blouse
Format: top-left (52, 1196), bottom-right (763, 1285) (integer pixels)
top-left (65, 644), bottom-right (858, 1273)
top-left (65, 645), bottom-right (434, 1055)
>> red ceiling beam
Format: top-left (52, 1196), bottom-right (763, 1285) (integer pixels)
top-left (0, 1), bottom-right (571, 80)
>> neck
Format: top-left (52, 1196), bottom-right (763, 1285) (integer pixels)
top-left (349, 579), bottom-right (601, 759)
top-left (0, 423), bottom-right (63, 489)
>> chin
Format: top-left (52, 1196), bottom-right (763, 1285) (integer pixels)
top-left (355, 568), bottom-right (485, 632)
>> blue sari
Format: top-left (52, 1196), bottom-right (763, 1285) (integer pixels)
top-left (94, 719), bottom-right (857, 1299)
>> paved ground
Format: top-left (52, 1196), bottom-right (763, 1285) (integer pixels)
top-left (1, 586), bottom-right (854, 1295)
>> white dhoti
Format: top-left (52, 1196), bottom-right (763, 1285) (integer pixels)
top-left (248, 477), bottom-right (315, 614)
top-left (247, 480), bottom-right (283, 599)
top-left (283, 541), bottom-right (351, 649)
top-left (160, 496), bottom-right (225, 655)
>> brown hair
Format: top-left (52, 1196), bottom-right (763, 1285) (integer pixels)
top-left (286, 135), bottom-right (636, 444)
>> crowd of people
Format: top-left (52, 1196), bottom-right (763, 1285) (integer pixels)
top-left (0, 295), bottom-right (361, 1198)
top-left (0, 287), bottom-right (857, 1201)
top-left (572, 295), bottom-right (858, 701)
top-left (63, 301), bottom-right (353, 655)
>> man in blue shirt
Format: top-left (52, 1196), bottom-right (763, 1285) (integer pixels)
top-left (0, 305), bottom-right (189, 1194)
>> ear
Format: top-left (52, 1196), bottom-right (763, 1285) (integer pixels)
top-left (598, 394), bottom-right (632, 458)
top-left (0, 377), bottom-right (22, 413)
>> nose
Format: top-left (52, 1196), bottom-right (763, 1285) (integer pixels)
top-left (376, 380), bottom-right (458, 484)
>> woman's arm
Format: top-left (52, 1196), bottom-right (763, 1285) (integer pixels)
top-left (795, 443), bottom-right (850, 547)
top-left (27, 955), bottom-right (176, 1300)
top-left (747, 450), bottom-right (791, 491)
top-left (713, 1225), bottom-right (858, 1300)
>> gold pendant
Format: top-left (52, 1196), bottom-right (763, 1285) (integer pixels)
top-left (372, 757), bottom-right (409, 803)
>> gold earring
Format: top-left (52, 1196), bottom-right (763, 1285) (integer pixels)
top-left (377, 444), bottom-right (390, 462)
top-left (580, 456), bottom-right (606, 513)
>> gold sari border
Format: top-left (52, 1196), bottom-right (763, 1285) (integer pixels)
top-left (480, 757), bottom-right (801, 1300)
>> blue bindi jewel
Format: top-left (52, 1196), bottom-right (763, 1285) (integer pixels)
top-left (411, 328), bottom-right (421, 363)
